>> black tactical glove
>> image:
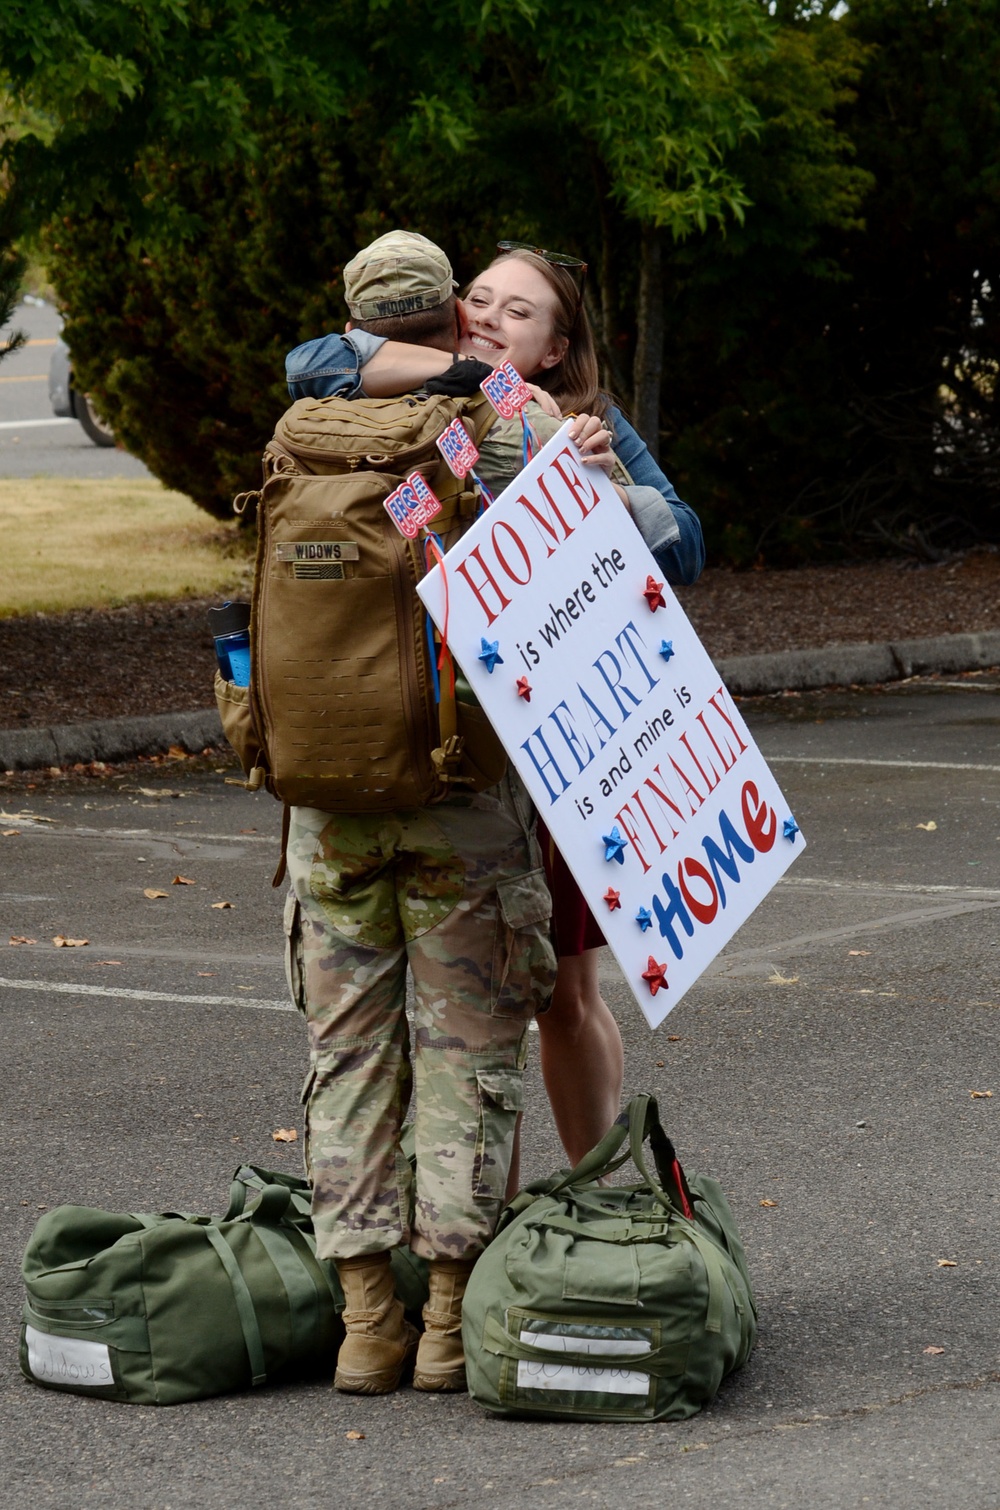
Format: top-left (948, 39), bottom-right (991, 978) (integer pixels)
top-left (424, 357), bottom-right (495, 398)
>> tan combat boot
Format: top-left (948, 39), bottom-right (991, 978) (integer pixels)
top-left (334, 1252), bottom-right (419, 1395)
top-left (412, 1257), bottom-right (476, 1393)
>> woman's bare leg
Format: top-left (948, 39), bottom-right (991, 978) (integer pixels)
top-left (504, 951), bottom-right (624, 1200)
top-left (537, 948), bottom-right (625, 1168)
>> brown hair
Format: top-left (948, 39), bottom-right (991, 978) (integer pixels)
top-left (480, 249), bottom-right (611, 421)
top-left (353, 293), bottom-right (458, 348)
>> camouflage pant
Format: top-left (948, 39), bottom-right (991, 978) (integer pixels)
top-left (284, 771), bottom-right (556, 1262)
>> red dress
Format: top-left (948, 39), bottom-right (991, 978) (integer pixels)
top-left (536, 817), bottom-right (606, 958)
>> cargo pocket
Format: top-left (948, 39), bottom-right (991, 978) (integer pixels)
top-left (490, 868), bottom-right (557, 1018)
top-left (283, 891), bottom-right (305, 1015)
top-left (213, 671), bottom-right (268, 786)
top-left (473, 1068), bottom-right (524, 1202)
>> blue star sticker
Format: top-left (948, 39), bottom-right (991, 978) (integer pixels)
top-left (635, 906), bottom-right (653, 932)
top-left (602, 826), bottom-right (628, 865)
top-left (478, 637), bottom-right (504, 674)
top-left (783, 816), bottom-right (800, 841)
top-left (659, 640), bottom-right (675, 662)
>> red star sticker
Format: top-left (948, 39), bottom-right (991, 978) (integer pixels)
top-left (516, 676), bottom-right (532, 702)
top-left (641, 955), bottom-right (669, 995)
top-left (603, 888), bottom-right (622, 911)
top-left (643, 575), bottom-right (666, 611)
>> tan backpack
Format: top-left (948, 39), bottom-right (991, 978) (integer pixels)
top-left (216, 391), bottom-right (506, 812)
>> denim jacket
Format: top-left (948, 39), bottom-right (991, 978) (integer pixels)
top-left (285, 331), bottom-right (705, 585)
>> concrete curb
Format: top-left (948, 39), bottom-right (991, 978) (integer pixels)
top-left (0, 708), bottom-right (224, 774)
top-left (2, 630), bottom-right (999, 772)
top-left (718, 630), bottom-right (1000, 696)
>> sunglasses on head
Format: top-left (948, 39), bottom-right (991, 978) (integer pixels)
top-left (495, 240), bottom-right (588, 313)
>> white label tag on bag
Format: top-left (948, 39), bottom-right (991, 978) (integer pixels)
top-left (25, 1325), bottom-right (114, 1388)
top-left (516, 1327), bottom-right (651, 1396)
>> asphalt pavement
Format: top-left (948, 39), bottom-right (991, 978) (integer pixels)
top-left (2, 674), bottom-right (998, 1507)
top-left (0, 298), bottom-right (152, 480)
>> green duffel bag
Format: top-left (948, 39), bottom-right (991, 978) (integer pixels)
top-left (20, 1165), bottom-right (427, 1405)
top-left (462, 1094), bottom-right (757, 1421)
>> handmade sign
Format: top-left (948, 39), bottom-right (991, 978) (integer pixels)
top-left (417, 421), bottom-right (805, 1027)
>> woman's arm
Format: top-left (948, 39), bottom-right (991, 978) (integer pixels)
top-left (608, 406), bottom-right (705, 586)
top-left (286, 330), bottom-right (454, 400)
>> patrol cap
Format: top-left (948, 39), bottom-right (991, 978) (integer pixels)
top-left (343, 230), bottom-right (457, 321)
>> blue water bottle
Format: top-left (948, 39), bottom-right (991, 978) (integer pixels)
top-left (208, 602), bottom-right (252, 686)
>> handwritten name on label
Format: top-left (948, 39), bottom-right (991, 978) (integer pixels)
top-left (25, 1326), bottom-right (113, 1388)
top-left (516, 1328), bottom-right (651, 1395)
top-left (436, 417), bottom-right (480, 479)
top-left (480, 360), bottom-right (533, 420)
top-left (384, 472), bottom-right (443, 540)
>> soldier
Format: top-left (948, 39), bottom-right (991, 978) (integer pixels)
top-left (283, 232), bottom-right (618, 1397)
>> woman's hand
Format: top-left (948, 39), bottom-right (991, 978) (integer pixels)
top-left (569, 413), bottom-right (616, 475)
top-left (526, 383), bottom-right (562, 419)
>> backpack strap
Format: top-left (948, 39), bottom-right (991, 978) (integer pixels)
top-left (271, 802), bottom-right (292, 889)
top-left (424, 393), bottom-right (500, 797)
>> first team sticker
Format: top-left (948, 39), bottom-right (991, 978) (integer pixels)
top-left (384, 471), bottom-right (443, 539)
top-left (480, 360), bottom-right (533, 420)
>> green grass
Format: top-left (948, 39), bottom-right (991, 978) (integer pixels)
top-left (3, 478), bottom-right (255, 617)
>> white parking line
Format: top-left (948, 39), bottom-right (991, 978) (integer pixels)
top-left (0, 417), bottom-right (75, 429)
top-left (0, 976), bottom-right (293, 1011)
top-left (766, 756), bottom-right (1000, 773)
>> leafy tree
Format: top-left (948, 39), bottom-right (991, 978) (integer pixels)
top-left (661, 0), bottom-right (1000, 561)
top-left (2, 0), bottom-right (771, 513)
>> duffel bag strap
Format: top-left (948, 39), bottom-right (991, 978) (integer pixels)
top-left (204, 1228), bottom-right (267, 1387)
top-left (546, 1115), bottom-right (635, 1193)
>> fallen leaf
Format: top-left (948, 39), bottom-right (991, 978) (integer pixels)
top-left (767, 971), bottom-right (799, 985)
top-left (211, 900), bottom-right (234, 910)
top-left (3, 829), bottom-right (20, 837)
top-left (97, 960), bottom-right (122, 966)
top-left (848, 950), bottom-right (870, 957)
top-left (52, 935), bottom-right (89, 948)
top-left (130, 786), bottom-right (183, 799)
top-left (198, 972), bottom-right (217, 977)
top-left (0, 809), bottom-right (55, 824)
top-left (272, 1128), bottom-right (298, 1143)
top-left (143, 888), bottom-right (169, 900)
top-left (667, 1034), bottom-right (682, 1041)
top-left (239, 827), bottom-right (257, 834)
top-left (655, 1060), bottom-right (665, 1068)
top-left (916, 821), bottom-right (938, 831)
top-left (936, 1259), bottom-right (957, 1268)
top-left (760, 1199), bottom-right (779, 1208)
top-left (9, 936), bottom-right (37, 946)
top-left (345, 1430), bottom-right (365, 1441)
top-left (167, 745), bottom-right (191, 759)
top-left (923, 1346), bottom-right (946, 1355)
top-left (970, 1090), bottom-right (993, 1099)
top-left (172, 875), bottom-right (196, 886)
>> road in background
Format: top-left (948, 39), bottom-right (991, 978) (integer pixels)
top-left (2, 676), bottom-right (998, 1507)
top-left (0, 298), bottom-right (152, 481)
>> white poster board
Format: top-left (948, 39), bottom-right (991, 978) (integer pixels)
top-left (417, 422), bottom-right (805, 1027)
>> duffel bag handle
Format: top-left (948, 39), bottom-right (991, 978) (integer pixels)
top-left (626, 1095), bottom-right (694, 1218)
top-left (224, 1177), bottom-right (293, 1225)
top-left (547, 1095), bottom-right (693, 1218)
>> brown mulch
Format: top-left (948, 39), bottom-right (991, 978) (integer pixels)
top-left (1, 548), bottom-right (999, 730)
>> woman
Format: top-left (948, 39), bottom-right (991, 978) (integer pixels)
top-left (287, 243), bottom-right (705, 1180)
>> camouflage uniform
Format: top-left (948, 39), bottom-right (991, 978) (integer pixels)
top-left (284, 769), bottom-right (555, 1262)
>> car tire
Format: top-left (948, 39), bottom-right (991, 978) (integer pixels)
top-left (74, 391), bottom-right (117, 448)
